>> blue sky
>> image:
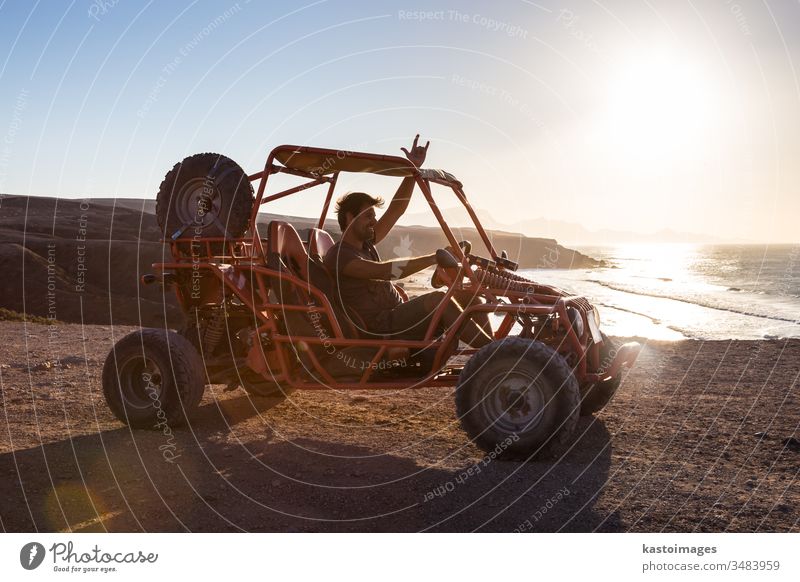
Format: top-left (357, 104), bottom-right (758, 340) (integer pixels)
top-left (1, 0), bottom-right (799, 242)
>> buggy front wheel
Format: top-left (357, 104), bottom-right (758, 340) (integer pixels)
top-left (456, 337), bottom-right (580, 460)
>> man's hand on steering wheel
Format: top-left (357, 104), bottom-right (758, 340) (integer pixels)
top-left (444, 240), bottom-right (471, 258)
top-left (432, 241), bottom-right (471, 288)
top-left (401, 134), bottom-right (430, 168)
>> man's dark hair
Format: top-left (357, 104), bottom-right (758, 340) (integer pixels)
top-left (335, 192), bottom-right (384, 231)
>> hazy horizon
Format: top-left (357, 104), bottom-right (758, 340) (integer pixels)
top-left (1, 1), bottom-right (799, 244)
top-left (2, 191), bottom-right (797, 246)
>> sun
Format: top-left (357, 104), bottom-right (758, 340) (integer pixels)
top-left (599, 48), bottom-right (718, 161)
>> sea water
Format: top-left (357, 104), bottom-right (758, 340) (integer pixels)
top-left (518, 244), bottom-right (800, 340)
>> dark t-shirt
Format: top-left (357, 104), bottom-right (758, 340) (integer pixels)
top-left (324, 240), bottom-right (402, 332)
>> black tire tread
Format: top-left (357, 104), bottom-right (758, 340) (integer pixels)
top-left (456, 337), bottom-right (580, 460)
top-left (102, 328), bottom-right (205, 428)
top-left (156, 152), bottom-right (253, 241)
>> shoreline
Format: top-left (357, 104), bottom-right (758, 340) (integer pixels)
top-left (401, 276), bottom-right (800, 342)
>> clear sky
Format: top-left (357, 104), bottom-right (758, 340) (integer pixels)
top-left (1, 0), bottom-right (798, 243)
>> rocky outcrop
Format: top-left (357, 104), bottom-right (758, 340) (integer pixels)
top-left (0, 195), bottom-right (602, 325)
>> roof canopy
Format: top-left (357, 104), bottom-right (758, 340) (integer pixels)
top-left (272, 145), bottom-right (417, 178)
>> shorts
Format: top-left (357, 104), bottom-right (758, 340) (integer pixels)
top-left (372, 292), bottom-right (446, 340)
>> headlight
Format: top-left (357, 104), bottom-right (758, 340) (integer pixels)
top-left (593, 307), bottom-right (601, 328)
top-left (566, 307), bottom-right (585, 338)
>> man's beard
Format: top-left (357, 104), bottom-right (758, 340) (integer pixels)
top-left (364, 226), bottom-right (375, 243)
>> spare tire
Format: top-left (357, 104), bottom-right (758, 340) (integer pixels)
top-left (156, 152), bottom-right (253, 241)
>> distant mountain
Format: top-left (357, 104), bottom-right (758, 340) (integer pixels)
top-left (502, 217), bottom-right (735, 246)
top-left (400, 206), bottom-right (741, 245)
top-left (90, 197), bottom-right (157, 215)
top-left (88, 198), bottom-right (603, 269)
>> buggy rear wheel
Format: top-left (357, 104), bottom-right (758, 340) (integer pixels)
top-left (102, 329), bottom-right (205, 428)
top-left (456, 337), bottom-right (580, 460)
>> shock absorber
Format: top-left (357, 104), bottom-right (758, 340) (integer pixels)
top-left (476, 267), bottom-right (525, 294)
top-left (202, 308), bottom-right (226, 354)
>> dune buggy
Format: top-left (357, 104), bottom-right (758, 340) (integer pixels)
top-left (102, 145), bottom-right (640, 459)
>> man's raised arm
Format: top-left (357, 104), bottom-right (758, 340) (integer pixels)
top-left (373, 134), bottom-right (429, 243)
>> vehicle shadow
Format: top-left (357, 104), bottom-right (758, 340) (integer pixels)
top-left (0, 399), bottom-right (614, 532)
top-left (421, 416), bottom-right (615, 532)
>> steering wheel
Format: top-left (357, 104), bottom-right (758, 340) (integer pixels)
top-left (459, 241), bottom-right (519, 272)
top-left (431, 240), bottom-right (470, 288)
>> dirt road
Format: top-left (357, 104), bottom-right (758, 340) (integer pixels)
top-left (1, 321), bottom-right (797, 532)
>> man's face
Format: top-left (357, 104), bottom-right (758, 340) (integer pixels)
top-left (346, 204), bottom-right (377, 243)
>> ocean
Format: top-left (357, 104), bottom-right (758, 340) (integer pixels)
top-left (519, 244), bottom-right (800, 340)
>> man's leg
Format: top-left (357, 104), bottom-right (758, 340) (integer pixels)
top-left (385, 292), bottom-right (445, 340)
top-left (451, 289), bottom-right (492, 339)
top-left (421, 291), bottom-right (493, 348)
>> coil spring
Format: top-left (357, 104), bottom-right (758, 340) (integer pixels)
top-left (475, 268), bottom-right (530, 294)
top-left (202, 308), bottom-right (226, 354)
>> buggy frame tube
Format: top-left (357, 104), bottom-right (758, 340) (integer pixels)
top-left (154, 144), bottom-right (639, 391)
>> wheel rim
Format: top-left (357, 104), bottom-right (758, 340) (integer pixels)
top-left (174, 177), bottom-right (223, 230)
top-left (480, 370), bottom-right (548, 434)
top-left (117, 355), bottom-right (165, 410)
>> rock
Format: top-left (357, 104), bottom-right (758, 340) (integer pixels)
top-left (781, 437), bottom-right (800, 452)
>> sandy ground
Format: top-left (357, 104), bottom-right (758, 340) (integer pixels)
top-left (0, 318), bottom-right (798, 533)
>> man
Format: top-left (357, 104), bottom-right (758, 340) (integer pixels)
top-left (323, 135), bottom-right (493, 347)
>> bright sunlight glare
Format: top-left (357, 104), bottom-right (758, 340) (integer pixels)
top-left (598, 49), bottom-right (719, 162)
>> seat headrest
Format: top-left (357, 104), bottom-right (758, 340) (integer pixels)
top-left (267, 221), bottom-right (309, 280)
top-left (307, 228), bottom-right (335, 259)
